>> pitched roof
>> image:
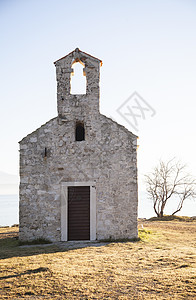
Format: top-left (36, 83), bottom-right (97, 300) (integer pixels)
top-left (54, 48), bottom-right (102, 66)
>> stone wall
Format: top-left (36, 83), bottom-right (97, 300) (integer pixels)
top-left (19, 49), bottom-right (138, 241)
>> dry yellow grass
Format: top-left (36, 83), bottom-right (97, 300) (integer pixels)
top-left (0, 220), bottom-right (195, 299)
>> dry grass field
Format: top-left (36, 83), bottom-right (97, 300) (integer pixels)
top-left (0, 219), bottom-right (195, 299)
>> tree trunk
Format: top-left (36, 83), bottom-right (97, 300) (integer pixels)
top-left (158, 211), bottom-right (163, 218)
top-left (172, 199), bottom-right (184, 215)
top-left (156, 211), bottom-right (163, 218)
top-left (153, 202), bottom-right (159, 217)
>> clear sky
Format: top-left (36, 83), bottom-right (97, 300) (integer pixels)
top-left (1, 0), bottom-right (196, 205)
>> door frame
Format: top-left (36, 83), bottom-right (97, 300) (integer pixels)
top-left (61, 181), bottom-right (96, 241)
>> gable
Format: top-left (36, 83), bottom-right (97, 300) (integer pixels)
top-left (19, 117), bottom-right (58, 144)
top-left (100, 114), bottom-right (138, 139)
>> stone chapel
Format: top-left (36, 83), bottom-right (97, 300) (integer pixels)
top-left (19, 48), bottom-right (138, 242)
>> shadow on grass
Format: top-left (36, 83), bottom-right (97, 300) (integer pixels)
top-left (0, 233), bottom-right (144, 260)
top-left (0, 239), bottom-right (67, 260)
top-left (0, 235), bottom-right (117, 260)
top-left (0, 267), bottom-right (49, 280)
top-left (18, 238), bottom-right (52, 246)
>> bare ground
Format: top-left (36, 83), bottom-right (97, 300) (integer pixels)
top-left (0, 220), bottom-right (195, 299)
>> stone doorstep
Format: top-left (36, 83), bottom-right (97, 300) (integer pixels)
top-left (55, 240), bottom-right (108, 249)
top-left (19, 240), bottom-right (108, 249)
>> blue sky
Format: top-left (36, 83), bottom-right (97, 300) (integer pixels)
top-left (1, 0), bottom-right (196, 203)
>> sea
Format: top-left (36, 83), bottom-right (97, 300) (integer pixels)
top-left (0, 194), bottom-right (19, 226)
top-left (0, 192), bottom-right (195, 227)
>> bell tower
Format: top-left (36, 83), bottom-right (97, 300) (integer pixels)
top-left (54, 48), bottom-right (102, 120)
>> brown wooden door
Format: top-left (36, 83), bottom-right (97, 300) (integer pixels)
top-left (68, 186), bottom-right (90, 240)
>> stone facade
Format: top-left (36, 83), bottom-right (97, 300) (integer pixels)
top-left (19, 48), bottom-right (138, 242)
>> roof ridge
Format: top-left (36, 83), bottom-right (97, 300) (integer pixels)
top-left (54, 48), bottom-right (102, 65)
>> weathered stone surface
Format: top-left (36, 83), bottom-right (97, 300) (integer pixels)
top-left (19, 48), bottom-right (138, 242)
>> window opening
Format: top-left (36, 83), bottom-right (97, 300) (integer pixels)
top-left (70, 62), bottom-right (86, 94)
top-left (44, 147), bottom-right (47, 157)
top-left (75, 123), bottom-right (85, 141)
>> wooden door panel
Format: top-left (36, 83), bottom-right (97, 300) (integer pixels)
top-left (68, 186), bottom-right (90, 240)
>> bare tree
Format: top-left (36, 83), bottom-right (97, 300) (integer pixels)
top-left (145, 159), bottom-right (196, 217)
